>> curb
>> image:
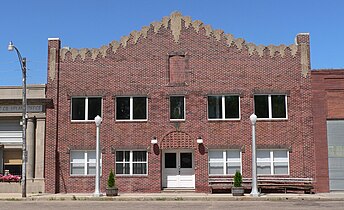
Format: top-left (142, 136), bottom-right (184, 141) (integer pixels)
top-left (1, 194), bottom-right (344, 202)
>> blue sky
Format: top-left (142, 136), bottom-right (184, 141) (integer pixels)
top-left (1, 0), bottom-right (343, 86)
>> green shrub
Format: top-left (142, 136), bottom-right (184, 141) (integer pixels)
top-left (233, 171), bottom-right (242, 187)
top-left (107, 169), bottom-right (116, 188)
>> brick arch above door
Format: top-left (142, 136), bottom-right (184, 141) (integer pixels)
top-left (160, 131), bottom-right (195, 149)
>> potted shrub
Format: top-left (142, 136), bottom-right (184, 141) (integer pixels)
top-left (106, 169), bottom-right (118, 196)
top-left (232, 171), bottom-right (244, 196)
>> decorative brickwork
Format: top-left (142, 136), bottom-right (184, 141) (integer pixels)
top-left (45, 12), bottom-right (315, 193)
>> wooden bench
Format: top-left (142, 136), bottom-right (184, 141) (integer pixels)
top-left (208, 177), bottom-right (251, 193)
top-left (209, 177), bottom-right (314, 194)
top-left (257, 177), bottom-right (314, 194)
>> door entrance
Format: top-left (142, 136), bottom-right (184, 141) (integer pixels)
top-left (162, 150), bottom-right (195, 188)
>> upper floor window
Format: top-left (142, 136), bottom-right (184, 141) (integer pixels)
top-left (70, 150), bottom-right (102, 176)
top-left (116, 97), bottom-right (147, 121)
top-left (257, 150), bottom-right (289, 175)
top-left (170, 96), bottom-right (185, 120)
top-left (208, 95), bottom-right (240, 120)
top-left (208, 150), bottom-right (241, 175)
top-left (116, 150), bottom-right (147, 175)
top-left (254, 95), bottom-right (287, 119)
top-left (71, 97), bottom-right (102, 121)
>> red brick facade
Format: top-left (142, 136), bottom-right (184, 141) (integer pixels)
top-left (45, 12), bottom-right (316, 193)
top-left (312, 69), bottom-right (344, 192)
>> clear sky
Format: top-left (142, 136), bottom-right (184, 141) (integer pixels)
top-left (1, 0), bottom-right (343, 86)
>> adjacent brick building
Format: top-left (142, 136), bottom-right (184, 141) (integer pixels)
top-left (312, 69), bottom-right (344, 192)
top-left (45, 12), bottom-right (316, 193)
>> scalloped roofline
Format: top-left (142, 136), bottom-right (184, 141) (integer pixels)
top-left (60, 11), bottom-right (301, 61)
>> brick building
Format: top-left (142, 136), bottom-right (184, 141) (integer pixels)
top-left (312, 69), bottom-right (344, 192)
top-left (45, 12), bottom-right (316, 193)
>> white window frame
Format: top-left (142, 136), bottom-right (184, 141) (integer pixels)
top-left (116, 150), bottom-right (148, 176)
top-left (254, 94), bottom-right (288, 120)
top-left (116, 96), bottom-right (148, 122)
top-left (208, 150), bottom-right (242, 176)
top-left (169, 95), bottom-right (186, 121)
top-left (257, 150), bottom-right (289, 175)
top-left (70, 150), bottom-right (102, 176)
top-left (71, 96), bottom-right (102, 122)
top-left (207, 95), bottom-right (241, 121)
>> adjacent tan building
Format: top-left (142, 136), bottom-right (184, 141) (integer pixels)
top-left (0, 85), bottom-right (49, 193)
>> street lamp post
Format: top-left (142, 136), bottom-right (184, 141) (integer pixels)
top-left (250, 113), bottom-right (259, 197)
top-left (8, 41), bottom-right (27, 198)
top-left (94, 115), bottom-right (102, 197)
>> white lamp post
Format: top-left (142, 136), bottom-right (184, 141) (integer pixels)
top-left (250, 113), bottom-right (259, 197)
top-left (8, 41), bottom-right (27, 198)
top-left (94, 115), bottom-right (102, 197)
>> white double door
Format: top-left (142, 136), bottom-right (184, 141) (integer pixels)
top-left (163, 150), bottom-right (195, 188)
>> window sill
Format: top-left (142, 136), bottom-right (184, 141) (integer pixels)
top-left (69, 175), bottom-right (102, 178)
top-left (115, 120), bottom-right (148, 123)
top-left (71, 120), bottom-right (96, 124)
top-left (115, 175), bottom-right (148, 177)
top-left (170, 119), bottom-right (185, 122)
top-left (208, 119), bottom-right (241, 122)
top-left (256, 118), bottom-right (288, 121)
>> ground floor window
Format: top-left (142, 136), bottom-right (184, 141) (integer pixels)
top-left (257, 150), bottom-right (289, 175)
top-left (116, 150), bottom-right (147, 175)
top-left (70, 150), bottom-right (101, 176)
top-left (3, 149), bottom-right (22, 175)
top-left (208, 150), bottom-right (241, 175)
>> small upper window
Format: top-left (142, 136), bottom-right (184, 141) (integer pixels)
top-left (71, 97), bottom-right (102, 121)
top-left (170, 96), bottom-right (185, 120)
top-left (207, 95), bottom-right (240, 120)
top-left (254, 95), bottom-right (287, 119)
top-left (116, 97), bottom-right (147, 121)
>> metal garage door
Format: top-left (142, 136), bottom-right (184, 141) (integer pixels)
top-left (327, 120), bottom-right (344, 191)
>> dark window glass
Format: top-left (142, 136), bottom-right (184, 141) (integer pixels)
top-left (208, 96), bottom-right (222, 119)
top-left (133, 151), bottom-right (146, 162)
top-left (133, 163), bottom-right (146, 174)
top-left (170, 96), bottom-right (184, 119)
top-left (225, 96), bottom-right (239, 118)
top-left (254, 95), bottom-right (269, 118)
top-left (116, 151), bottom-right (130, 175)
top-left (165, 153), bottom-right (177, 168)
top-left (88, 97), bottom-right (101, 120)
top-left (72, 98), bottom-right (85, 120)
top-left (272, 95), bottom-right (286, 118)
top-left (133, 97), bottom-right (147, 119)
top-left (116, 163), bottom-right (129, 174)
top-left (180, 153), bottom-right (192, 168)
top-left (116, 97), bottom-right (130, 120)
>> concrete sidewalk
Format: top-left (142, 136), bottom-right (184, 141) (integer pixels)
top-left (1, 192), bottom-right (344, 201)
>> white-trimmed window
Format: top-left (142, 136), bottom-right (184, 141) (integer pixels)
top-left (116, 97), bottom-right (147, 121)
top-left (170, 96), bottom-right (185, 120)
top-left (254, 95), bottom-right (287, 119)
top-left (71, 97), bottom-right (102, 121)
top-left (257, 150), bottom-right (289, 175)
top-left (208, 150), bottom-right (241, 175)
top-left (70, 150), bottom-right (102, 176)
top-left (208, 95), bottom-right (240, 120)
top-left (116, 150), bottom-right (147, 175)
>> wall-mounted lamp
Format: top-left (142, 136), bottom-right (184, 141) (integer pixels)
top-left (196, 136), bottom-right (203, 144)
top-left (151, 137), bottom-right (158, 144)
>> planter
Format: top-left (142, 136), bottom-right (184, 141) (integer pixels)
top-left (106, 187), bottom-right (118, 196)
top-left (232, 187), bottom-right (244, 196)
